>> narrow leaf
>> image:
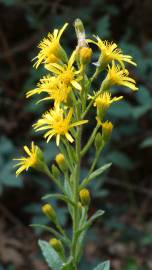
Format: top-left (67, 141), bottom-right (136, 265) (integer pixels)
top-left (94, 260), bottom-right (110, 270)
top-left (42, 193), bottom-right (75, 206)
top-left (60, 259), bottom-right (75, 270)
top-left (89, 164), bottom-right (111, 180)
top-left (38, 240), bottom-right (63, 270)
top-left (89, 210), bottom-right (105, 223)
top-left (31, 225), bottom-right (70, 246)
top-left (81, 163), bottom-right (111, 188)
top-left (77, 210), bottom-right (104, 234)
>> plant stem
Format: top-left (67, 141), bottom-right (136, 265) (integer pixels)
top-left (80, 143), bottom-right (104, 189)
top-left (81, 125), bottom-right (99, 156)
top-left (71, 125), bottom-right (81, 267)
top-left (44, 166), bottom-right (65, 193)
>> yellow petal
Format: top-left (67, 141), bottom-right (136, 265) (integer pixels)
top-left (70, 120), bottom-right (88, 128)
top-left (24, 146), bottom-right (31, 156)
top-left (65, 132), bottom-right (74, 143)
top-left (58, 23), bottom-right (68, 40)
top-left (71, 80), bottom-right (82, 90)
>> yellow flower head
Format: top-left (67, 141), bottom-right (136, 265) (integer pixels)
top-left (33, 23), bottom-right (68, 68)
top-left (78, 47), bottom-right (92, 66)
top-left (94, 92), bottom-right (123, 111)
top-left (13, 142), bottom-right (40, 176)
top-left (88, 36), bottom-right (136, 68)
top-left (45, 51), bottom-right (82, 90)
top-left (105, 61), bottom-right (138, 91)
top-left (33, 105), bottom-right (88, 146)
top-left (26, 75), bottom-right (71, 105)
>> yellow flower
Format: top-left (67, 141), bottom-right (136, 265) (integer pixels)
top-left (88, 36), bottom-right (136, 68)
top-left (103, 61), bottom-right (138, 91)
top-left (13, 142), bottom-right (41, 176)
top-left (78, 47), bottom-right (92, 66)
top-left (33, 23), bottom-right (68, 68)
top-left (94, 92), bottom-right (123, 110)
top-left (33, 105), bottom-right (88, 146)
top-left (45, 51), bottom-right (82, 90)
top-left (26, 75), bottom-right (56, 97)
top-left (26, 75), bottom-right (71, 105)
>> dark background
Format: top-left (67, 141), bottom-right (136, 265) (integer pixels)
top-left (0, 0), bottom-right (152, 270)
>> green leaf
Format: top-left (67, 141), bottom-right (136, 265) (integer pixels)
top-left (64, 177), bottom-right (73, 199)
top-left (32, 226), bottom-right (70, 247)
top-left (94, 260), bottom-right (110, 270)
top-left (78, 210), bottom-right (104, 234)
top-left (89, 163), bottom-right (112, 181)
top-left (42, 193), bottom-right (75, 206)
top-left (60, 259), bottom-right (75, 270)
top-left (38, 240), bottom-right (63, 270)
top-left (140, 137), bottom-right (152, 148)
top-left (80, 163), bottom-right (111, 188)
top-left (89, 210), bottom-right (105, 223)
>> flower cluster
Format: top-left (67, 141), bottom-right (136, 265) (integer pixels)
top-left (14, 19), bottom-right (138, 270)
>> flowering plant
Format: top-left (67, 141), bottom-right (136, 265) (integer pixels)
top-left (14, 19), bottom-right (137, 270)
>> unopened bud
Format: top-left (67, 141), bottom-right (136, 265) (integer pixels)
top-left (42, 204), bottom-right (57, 223)
top-left (79, 189), bottom-right (90, 206)
top-left (51, 164), bottom-right (60, 178)
top-left (95, 132), bottom-right (103, 150)
top-left (74, 18), bottom-right (87, 47)
top-left (74, 18), bottom-right (85, 35)
top-left (102, 121), bottom-right (113, 141)
top-left (49, 238), bottom-right (65, 259)
top-left (79, 47), bottom-right (92, 66)
top-left (55, 153), bottom-right (67, 173)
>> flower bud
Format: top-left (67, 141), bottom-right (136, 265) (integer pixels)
top-left (79, 47), bottom-right (92, 66)
top-left (94, 132), bottom-right (103, 150)
top-left (42, 204), bottom-right (57, 223)
top-left (79, 189), bottom-right (90, 206)
top-left (55, 153), bottom-right (67, 173)
top-left (49, 238), bottom-right (65, 259)
top-left (51, 164), bottom-right (61, 178)
top-left (74, 18), bottom-right (87, 47)
top-left (102, 121), bottom-right (113, 141)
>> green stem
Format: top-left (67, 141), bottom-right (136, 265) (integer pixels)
top-left (59, 143), bottom-right (73, 172)
top-left (80, 143), bottom-right (104, 189)
top-left (90, 66), bottom-right (100, 82)
top-left (71, 126), bottom-right (81, 266)
top-left (81, 125), bottom-right (99, 157)
top-left (44, 166), bottom-right (65, 193)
